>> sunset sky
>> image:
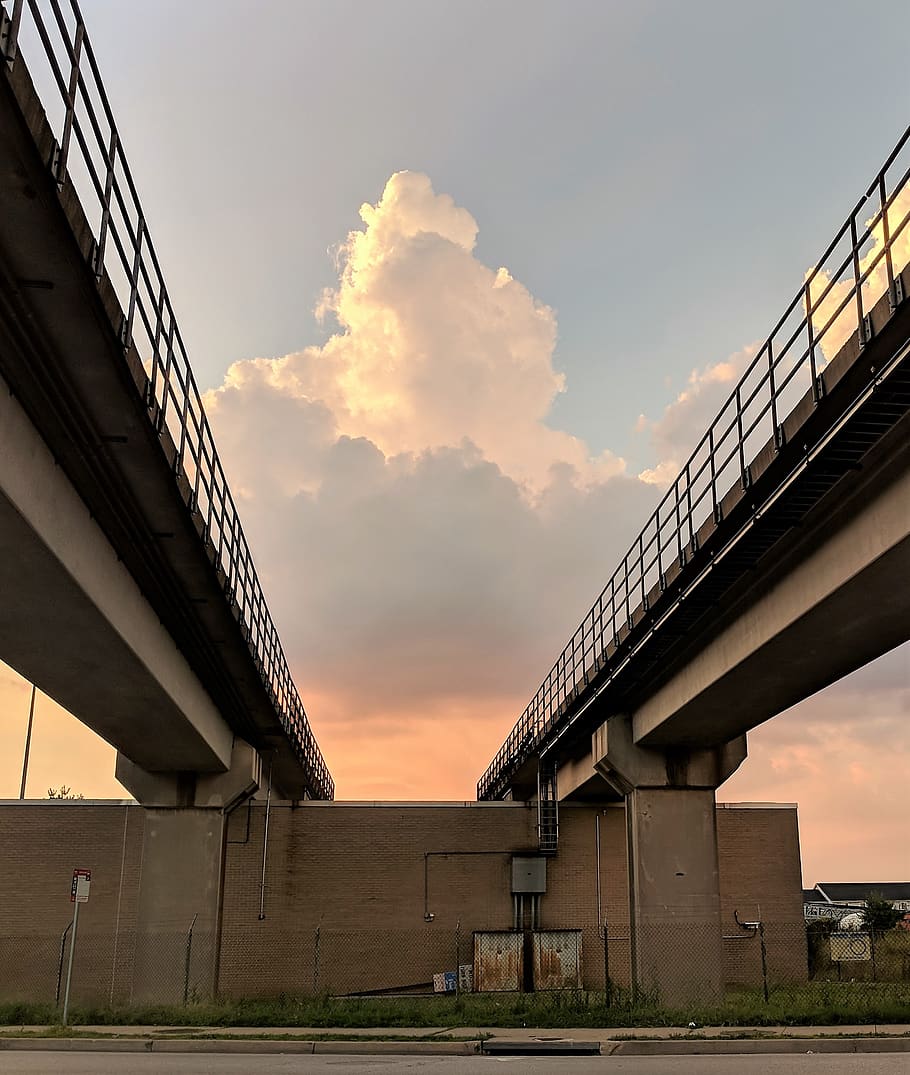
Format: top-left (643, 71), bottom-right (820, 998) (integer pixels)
top-left (1, 0), bottom-right (908, 885)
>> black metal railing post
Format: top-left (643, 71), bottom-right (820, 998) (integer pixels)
top-left (1, 0), bottom-right (24, 64)
top-left (54, 16), bottom-right (84, 184)
top-left (850, 212), bottom-right (868, 346)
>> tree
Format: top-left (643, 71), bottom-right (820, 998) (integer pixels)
top-left (861, 893), bottom-right (902, 934)
top-left (47, 785), bottom-right (84, 800)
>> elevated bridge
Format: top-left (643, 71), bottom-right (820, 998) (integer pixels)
top-left (1, 0), bottom-right (332, 995)
top-left (478, 125), bottom-right (910, 998)
top-left (480, 129), bottom-right (910, 809)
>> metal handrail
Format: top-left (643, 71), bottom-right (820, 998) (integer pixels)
top-left (478, 123), bottom-right (910, 800)
top-left (2, 0), bottom-right (333, 799)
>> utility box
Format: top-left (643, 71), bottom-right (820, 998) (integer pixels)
top-left (532, 929), bottom-right (583, 990)
top-left (473, 931), bottom-right (523, 991)
top-left (511, 856), bottom-right (546, 894)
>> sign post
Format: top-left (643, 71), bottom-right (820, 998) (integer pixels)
top-left (62, 869), bottom-right (91, 1025)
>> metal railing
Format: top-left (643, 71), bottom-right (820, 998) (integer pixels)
top-left (478, 124), bottom-right (910, 801)
top-left (2, 0), bottom-right (333, 799)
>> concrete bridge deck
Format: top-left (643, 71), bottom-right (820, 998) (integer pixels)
top-left (479, 141), bottom-right (910, 803)
top-left (0, 1), bottom-right (331, 799)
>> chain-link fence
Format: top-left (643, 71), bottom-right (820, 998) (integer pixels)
top-left (3, 918), bottom-right (908, 1019)
top-left (0, 927), bottom-right (217, 1009)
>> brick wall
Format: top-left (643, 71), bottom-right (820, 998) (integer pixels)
top-left (717, 803), bottom-right (807, 985)
top-left (0, 798), bottom-right (805, 1000)
top-left (219, 800), bottom-right (537, 996)
top-left (0, 801), bottom-right (142, 1003)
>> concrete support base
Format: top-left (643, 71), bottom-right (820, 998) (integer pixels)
top-left (119, 740), bottom-right (262, 1002)
top-left (132, 807), bottom-right (227, 1003)
top-left (594, 716), bottom-right (747, 1004)
top-left (625, 786), bottom-right (724, 1004)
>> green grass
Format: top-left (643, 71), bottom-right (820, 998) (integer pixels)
top-left (1, 981), bottom-right (909, 1030)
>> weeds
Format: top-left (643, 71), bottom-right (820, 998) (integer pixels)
top-left (1, 980), bottom-right (908, 1030)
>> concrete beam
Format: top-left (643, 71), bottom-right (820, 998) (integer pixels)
top-left (116, 739), bottom-right (262, 810)
top-left (633, 422), bottom-right (910, 748)
top-left (594, 715), bottom-right (747, 795)
top-left (553, 746), bottom-right (619, 802)
top-left (0, 372), bottom-right (233, 773)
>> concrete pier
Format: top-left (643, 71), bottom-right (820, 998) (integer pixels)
top-left (116, 742), bottom-right (262, 1001)
top-left (595, 716), bottom-right (747, 1003)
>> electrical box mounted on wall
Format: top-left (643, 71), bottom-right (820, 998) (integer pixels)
top-left (511, 856), bottom-right (546, 894)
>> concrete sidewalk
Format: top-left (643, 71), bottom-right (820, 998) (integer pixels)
top-left (1, 1023), bottom-right (909, 1056)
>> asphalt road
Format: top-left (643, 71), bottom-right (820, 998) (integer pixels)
top-left (0, 1054), bottom-right (908, 1074)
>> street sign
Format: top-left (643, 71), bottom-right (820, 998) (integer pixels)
top-left (63, 869), bottom-right (91, 1025)
top-left (70, 868), bottom-right (91, 903)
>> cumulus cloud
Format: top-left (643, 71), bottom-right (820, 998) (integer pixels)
top-left (202, 173), bottom-right (658, 792)
top-left (215, 172), bottom-right (623, 496)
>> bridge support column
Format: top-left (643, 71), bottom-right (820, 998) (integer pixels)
top-left (593, 717), bottom-right (746, 1005)
top-left (114, 740), bottom-right (262, 1002)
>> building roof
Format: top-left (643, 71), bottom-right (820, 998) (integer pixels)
top-left (813, 882), bottom-right (910, 903)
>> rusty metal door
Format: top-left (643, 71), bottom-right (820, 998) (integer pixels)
top-left (473, 931), bottom-right (522, 992)
top-left (532, 929), bottom-right (582, 990)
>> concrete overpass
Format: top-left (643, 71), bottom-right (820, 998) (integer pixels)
top-left (1, 0), bottom-right (333, 994)
top-left (478, 128), bottom-right (910, 998)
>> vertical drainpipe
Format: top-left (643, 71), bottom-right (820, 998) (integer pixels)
top-left (595, 813), bottom-right (602, 925)
top-left (257, 759), bottom-right (273, 920)
top-left (625, 798), bottom-right (638, 999)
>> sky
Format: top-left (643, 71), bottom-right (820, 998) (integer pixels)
top-left (1, 0), bottom-right (908, 885)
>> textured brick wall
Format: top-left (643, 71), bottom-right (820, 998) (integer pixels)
top-left (0, 798), bottom-right (804, 999)
top-left (0, 801), bottom-right (142, 1003)
top-left (219, 800), bottom-right (538, 996)
top-left (717, 803), bottom-right (808, 985)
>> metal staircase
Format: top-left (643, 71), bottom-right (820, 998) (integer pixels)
top-left (537, 758), bottom-right (559, 855)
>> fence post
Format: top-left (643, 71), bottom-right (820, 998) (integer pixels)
top-left (313, 926), bottom-right (320, 994)
top-left (183, 913), bottom-right (198, 1005)
top-left (55, 920), bottom-right (73, 1006)
top-left (603, 921), bottom-right (612, 1008)
top-left (758, 922), bottom-right (769, 1003)
top-left (455, 920), bottom-right (461, 998)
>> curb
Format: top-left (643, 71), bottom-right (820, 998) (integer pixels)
top-left (607, 1038), bottom-right (910, 1056)
top-left (2, 1036), bottom-right (909, 1057)
top-left (0, 1037), bottom-right (481, 1056)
